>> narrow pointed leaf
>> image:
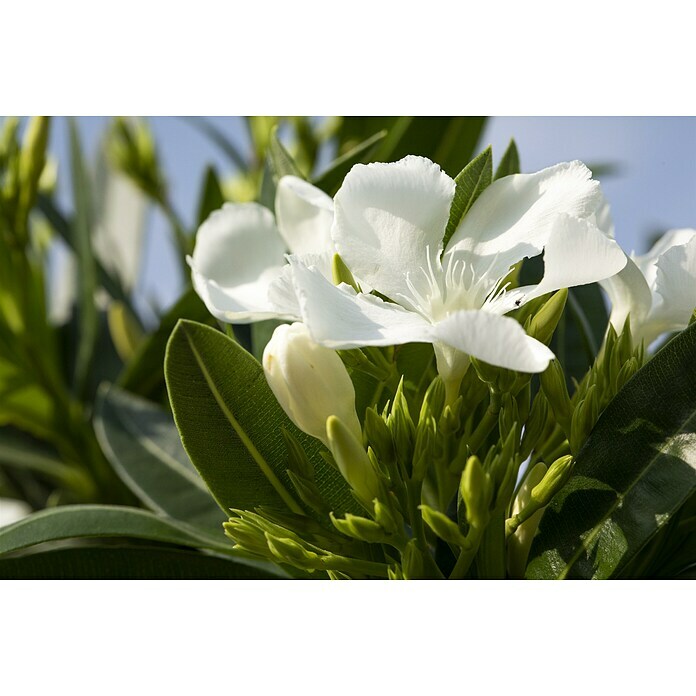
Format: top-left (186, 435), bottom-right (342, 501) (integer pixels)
top-left (164, 320), bottom-right (358, 516)
top-left (494, 139), bottom-right (520, 179)
top-left (442, 147), bottom-right (493, 249)
top-left (0, 504), bottom-right (231, 555)
top-left (94, 384), bottom-right (225, 531)
top-left (268, 128), bottom-right (304, 180)
top-left (527, 323), bottom-right (696, 579)
top-left (68, 119), bottom-right (98, 397)
top-left (312, 130), bottom-right (387, 194)
top-left (196, 165), bottom-right (225, 226)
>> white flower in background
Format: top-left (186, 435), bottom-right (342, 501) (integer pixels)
top-left (287, 156), bottom-right (626, 398)
top-left (0, 498), bottom-right (31, 527)
top-left (601, 229), bottom-right (696, 346)
top-left (189, 176), bottom-right (334, 322)
top-left (263, 322), bottom-right (362, 447)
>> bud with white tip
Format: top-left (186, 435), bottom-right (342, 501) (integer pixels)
top-left (263, 322), bottom-right (362, 447)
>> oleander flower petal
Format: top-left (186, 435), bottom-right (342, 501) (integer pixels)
top-left (189, 203), bottom-right (288, 322)
top-left (653, 234), bottom-right (696, 330)
top-left (289, 259), bottom-right (434, 349)
top-left (275, 176), bottom-right (334, 255)
top-left (487, 214), bottom-right (627, 314)
top-left (332, 155), bottom-right (456, 303)
top-left (600, 256), bottom-right (653, 334)
top-left (433, 310), bottom-right (555, 373)
top-left (601, 228), bottom-right (696, 345)
top-left (445, 161), bottom-right (604, 282)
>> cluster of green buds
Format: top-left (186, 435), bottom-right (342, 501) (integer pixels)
top-left (223, 273), bottom-right (643, 578)
top-left (539, 317), bottom-right (644, 459)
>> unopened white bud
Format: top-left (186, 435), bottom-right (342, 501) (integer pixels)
top-left (263, 322), bottom-right (361, 446)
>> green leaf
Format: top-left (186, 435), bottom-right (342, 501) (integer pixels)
top-left (527, 323), bottom-right (696, 579)
top-left (442, 147), bottom-right (493, 249)
top-left (494, 139), bottom-right (520, 179)
top-left (117, 287), bottom-right (213, 400)
top-left (196, 165), bottom-right (225, 227)
top-left (68, 118), bottom-right (98, 398)
top-left (0, 545), bottom-right (284, 579)
top-left (0, 504), bottom-right (231, 555)
top-left (165, 320), bottom-right (358, 516)
top-left (337, 117), bottom-right (487, 177)
top-left (268, 128), bottom-right (304, 180)
top-left (94, 384), bottom-right (225, 531)
top-left (312, 130), bottom-right (387, 194)
top-left (0, 426), bottom-right (92, 497)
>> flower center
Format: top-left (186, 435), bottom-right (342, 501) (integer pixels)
top-left (397, 248), bottom-right (511, 323)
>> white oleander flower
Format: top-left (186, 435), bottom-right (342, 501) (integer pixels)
top-left (189, 175), bottom-right (334, 322)
top-left (601, 229), bottom-right (696, 346)
top-left (286, 156), bottom-right (626, 398)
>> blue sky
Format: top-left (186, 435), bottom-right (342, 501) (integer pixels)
top-left (48, 117), bottom-right (696, 313)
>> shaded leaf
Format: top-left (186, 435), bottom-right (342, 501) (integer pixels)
top-left (312, 130), bottom-right (387, 194)
top-left (0, 545), bottom-right (284, 579)
top-left (196, 165), bottom-right (225, 227)
top-left (68, 118), bottom-right (98, 398)
top-left (94, 384), bottom-right (225, 531)
top-left (117, 287), bottom-right (213, 400)
top-left (527, 323), bottom-right (696, 579)
top-left (0, 504), bottom-right (230, 555)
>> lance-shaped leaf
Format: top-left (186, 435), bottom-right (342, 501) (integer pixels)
top-left (0, 504), bottom-right (231, 555)
top-left (312, 130), bottom-right (387, 195)
top-left (527, 322), bottom-right (696, 579)
top-left (94, 384), bottom-right (225, 531)
top-left (442, 147), bottom-right (493, 249)
top-left (0, 546), bottom-right (284, 579)
top-left (164, 320), bottom-right (358, 516)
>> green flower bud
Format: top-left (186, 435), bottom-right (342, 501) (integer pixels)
top-left (520, 391), bottom-right (549, 460)
top-left (387, 378), bottom-right (415, 466)
top-left (373, 499), bottom-right (402, 536)
top-left (286, 471), bottom-right (329, 514)
top-left (326, 415), bottom-right (382, 506)
top-left (459, 456), bottom-right (491, 530)
top-left (223, 519), bottom-right (270, 557)
top-left (264, 323), bottom-right (362, 448)
top-left (412, 415), bottom-right (436, 482)
top-left (418, 376), bottom-right (446, 424)
top-left (281, 427), bottom-right (314, 480)
top-left (540, 359), bottom-right (572, 436)
top-left (471, 357), bottom-right (517, 394)
top-left (527, 288), bottom-right (568, 345)
top-left (570, 384), bottom-right (599, 454)
top-left (364, 407), bottom-right (394, 466)
top-left (530, 455), bottom-right (574, 507)
top-left (614, 356), bottom-right (639, 393)
top-left (331, 253), bottom-right (360, 291)
top-left (265, 534), bottom-right (320, 569)
top-left (330, 512), bottom-right (388, 544)
top-left (419, 505), bottom-right (471, 548)
top-left (507, 462), bottom-right (548, 579)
